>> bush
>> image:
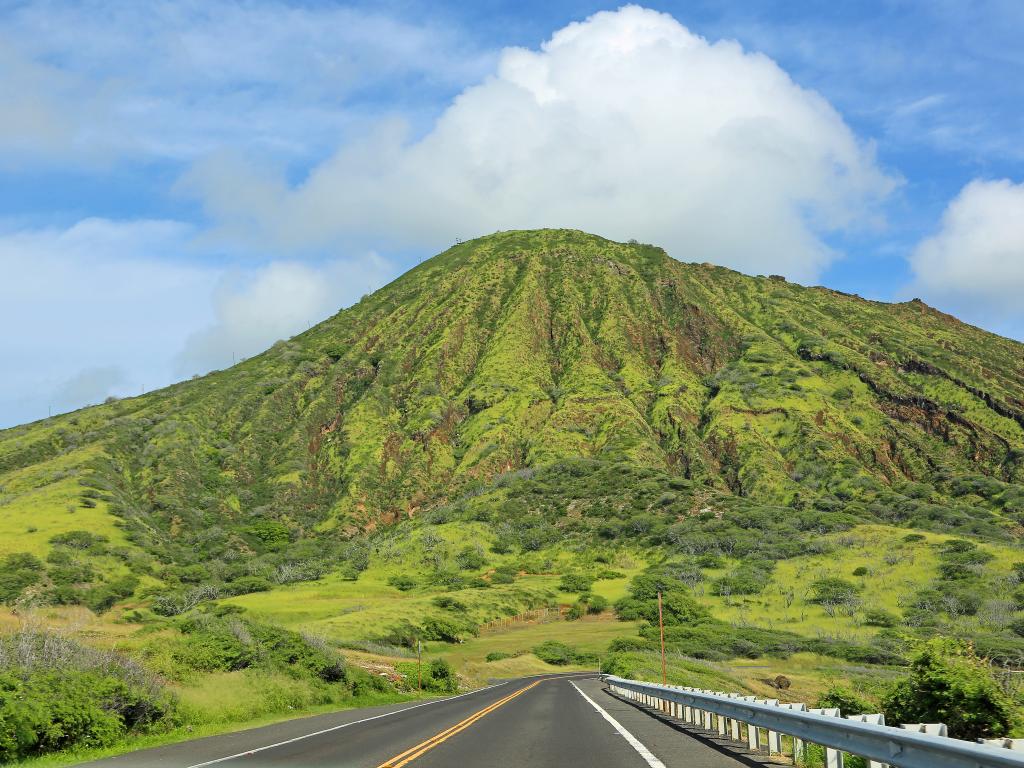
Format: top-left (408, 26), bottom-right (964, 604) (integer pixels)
top-left (852, 566), bottom-right (869, 577)
top-left (882, 639), bottom-right (1014, 741)
top-left (455, 546), bottom-right (487, 571)
top-left (816, 684), bottom-right (874, 714)
top-left (490, 564), bottom-right (517, 584)
top-left (431, 595), bottom-right (467, 612)
top-left (485, 651), bottom-right (522, 662)
top-left (0, 630), bottom-right (175, 762)
top-left (388, 574), bottom-right (417, 591)
top-left (566, 602), bottom-right (586, 621)
top-left (559, 573), bottom-right (593, 593)
top-left (426, 659), bottom-right (458, 693)
top-left (586, 594), bottom-right (610, 614)
top-left (420, 616), bottom-right (476, 643)
top-left (532, 641), bottom-right (597, 666)
top-left (84, 575), bottom-right (139, 613)
top-left (809, 577), bottom-right (860, 604)
top-left (225, 576), bottom-right (272, 595)
top-left (863, 608), bottom-right (898, 628)
top-left (712, 562), bottom-right (772, 596)
top-left (398, 659), bottom-right (458, 692)
top-left (0, 553), bottom-right (44, 604)
top-left (49, 530), bottom-right (108, 551)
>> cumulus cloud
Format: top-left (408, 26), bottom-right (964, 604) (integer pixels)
top-left (183, 5), bottom-right (897, 281)
top-left (909, 179), bottom-right (1024, 332)
top-left (175, 256), bottom-right (394, 376)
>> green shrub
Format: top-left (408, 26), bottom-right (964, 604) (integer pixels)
top-left (246, 520), bottom-right (291, 547)
top-left (712, 562), bottom-right (773, 596)
top-left (388, 574), bottom-right (417, 591)
top-left (0, 553), bottom-right (44, 604)
top-left (532, 640), bottom-right (597, 666)
top-left (863, 608), bottom-right (898, 628)
top-left (559, 573), bottom-right (593, 593)
top-left (49, 531), bottom-right (108, 551)
top-left (0, 630), bottom-right (175, 762)
top-left (808, 577), bottom-right (860, 606)
top-left (226, 576), bottom-right (272, 595)
top-left (420, 616), bottom-right (475, 643)
top-left (455, 546), bottom-right (487, 571)
top-left (431, 595), bottom-right (467, 612)
top-left (566, 602), bottom-right (586, 621)
top-left (398, 659), bottom-right (458, 692)
top-left (816, 684), bottom-right (875, 714)
top-left (851, 566), bottom-right (869, 577)
top-left (490, 564), bottom-right (517, 584)
top-left (586, 594), bottom-right (610, 614)
top-left (882, 639), bottom-right (1014, 741)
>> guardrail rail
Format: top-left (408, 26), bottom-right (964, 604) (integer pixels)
top-left (603, 675), bottom-right (1024, 768)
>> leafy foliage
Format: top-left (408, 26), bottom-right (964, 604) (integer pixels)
top-left (881, 639), bottom-right (1015, 740)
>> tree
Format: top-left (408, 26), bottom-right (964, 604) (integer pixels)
top-left (882, 639), bottom-right (1014, 741)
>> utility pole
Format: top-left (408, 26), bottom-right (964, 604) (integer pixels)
top-left (658, 591), bottom-right (667, 685)
top-left (417, 638), bottom-right (423, 692)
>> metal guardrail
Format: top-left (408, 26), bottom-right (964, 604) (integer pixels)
top-left (603, 675), bottom-right (1024, 768)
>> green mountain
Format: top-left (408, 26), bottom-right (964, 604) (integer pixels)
top-left (3, 229), bottom-right (1024, 591)
top-left (5, 229), bottom-right (1024, 762)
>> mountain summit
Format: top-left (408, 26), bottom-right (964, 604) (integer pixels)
top-left (3, 229), bottom-right (1023, 563)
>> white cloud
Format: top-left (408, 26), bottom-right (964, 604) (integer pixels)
top-left (175, 256), bottom-right (394, 376)
top-left (0, 1), bottom-right (492, 166)
top-left (53, 366), bottom-right (129, 411)
top-left (0, 218), bottom-right (392, 428)
top-left (0, 218), bottom-right (216, 427)
top-left (909, 178), bottom-right (1024, 329)
top-left (182, 5), bottom-right (897, 281)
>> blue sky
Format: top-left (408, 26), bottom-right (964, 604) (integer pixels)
top-left (1, 0), bottom-right (1023, 428)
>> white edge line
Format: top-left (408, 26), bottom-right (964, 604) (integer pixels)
top-left (570, 681), bottom-right (668, 768)
top-left (183, 680), bottom-right (514, 768)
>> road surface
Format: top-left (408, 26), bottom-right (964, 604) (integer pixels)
top-left (82, 674), bottom-right (761, 768)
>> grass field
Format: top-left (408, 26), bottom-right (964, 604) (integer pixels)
top-left (225, 522), bottom-right (647, 645)
top-left (694, 524), bottom-right (1022, 640)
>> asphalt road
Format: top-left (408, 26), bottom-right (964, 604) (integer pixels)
top-left (81, 674), bottom-right (759, 768)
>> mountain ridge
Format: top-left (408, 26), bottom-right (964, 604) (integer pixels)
top-left (2, 229), bottom-right (1024, 575)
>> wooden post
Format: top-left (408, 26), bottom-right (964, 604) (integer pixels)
top-left (417, 639), bottom-right (422, 692)
top-left (658, 591), bottom-right (667, 684)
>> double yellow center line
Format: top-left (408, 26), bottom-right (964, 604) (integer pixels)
top-left (376, 680), bottom-right (543, 768)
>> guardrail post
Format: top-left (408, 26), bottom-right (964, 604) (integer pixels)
top-left (737, 696), bottom-right (755, 747)
top-left (980, 739), bottom-right (1024, 751)
top-left (780, 702), bottom-right (808, 761)
top-left (847, 714), bottom-right (888, 768)
top-left (900, 723), bottom-right (947, 737)
top-left (810, 708), bottom-right (843, 768)
top-left (762, 699), bottom-right (781, 754)
top-left (606, 676), bottom-right (1024, 768)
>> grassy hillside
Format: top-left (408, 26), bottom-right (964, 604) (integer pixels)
top-left (4, 229), bottom-right (1024, 760)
